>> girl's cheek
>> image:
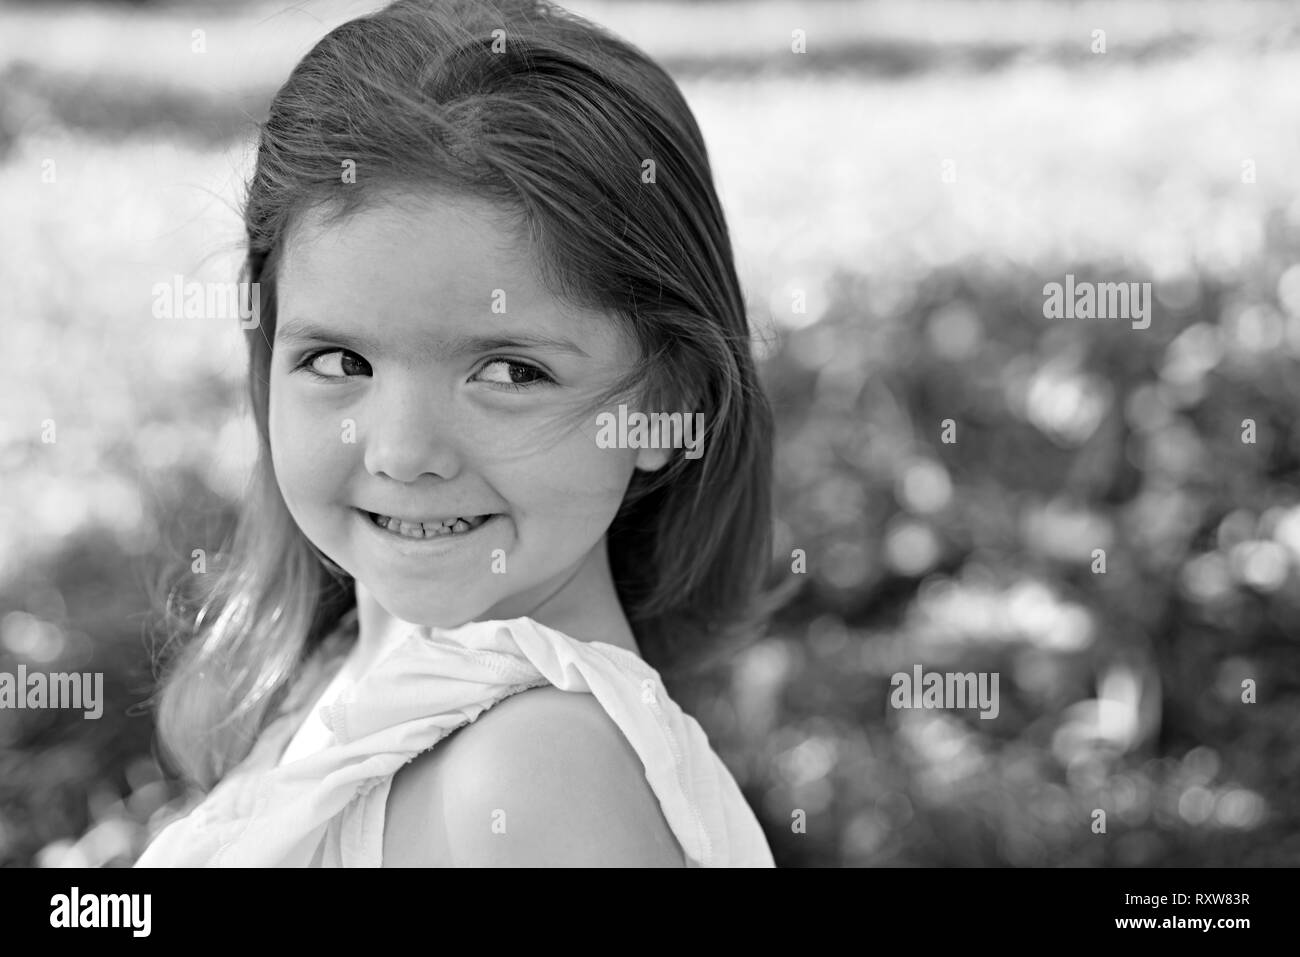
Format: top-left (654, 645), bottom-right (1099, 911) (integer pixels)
top-left (525, 436), bottom-right (637, 518)
top-left (463, 403), bottom-right (586, 460)
top-left (269, 394), bottom-right (351, 500)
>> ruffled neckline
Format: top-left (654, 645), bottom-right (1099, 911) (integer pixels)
top-left (276, 609), bottom-right (646, 730)
top-left (135, 613), bottom-right (774, 867)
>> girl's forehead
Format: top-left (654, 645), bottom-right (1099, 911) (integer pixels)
top-left (276, 192), bottom-right (628, 357)
top-left (283, 197), bottom-right (534, 308)
top-left (284, 192), bottom-right (528, 280)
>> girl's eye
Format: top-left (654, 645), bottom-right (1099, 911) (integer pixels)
top-left (296, 349), bottom-right (371, 379)
top-left (291, 352), bottom-right (552, 390)
top-left (474, 359), bottom-right (555, 391)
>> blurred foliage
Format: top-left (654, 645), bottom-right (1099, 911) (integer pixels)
top-left (4, 0), bottom-right (1300, 867)
top-left (719, 250), bottom-right (1300, 866)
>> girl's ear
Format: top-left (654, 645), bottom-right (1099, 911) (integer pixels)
top-left (634, 444), bottom-right (673, 473)
top-left (631, 380), bottom-right (696, 473)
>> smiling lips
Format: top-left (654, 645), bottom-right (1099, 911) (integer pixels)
top-left (365, 511), bottom-right (493, 539)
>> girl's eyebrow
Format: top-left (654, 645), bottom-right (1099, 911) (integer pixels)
top-left (275, 319), bottom-right (590, 359)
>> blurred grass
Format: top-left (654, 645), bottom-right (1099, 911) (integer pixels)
top-left (4, 0), bottom-right (1300, 867)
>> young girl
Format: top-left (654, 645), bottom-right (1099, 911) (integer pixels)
top-left (137, 0), bottom-right (778, 867)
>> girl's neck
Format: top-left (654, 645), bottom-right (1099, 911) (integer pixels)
top-left (352, 541), bottom-right (640, 671)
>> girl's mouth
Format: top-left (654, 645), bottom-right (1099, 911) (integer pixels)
top-left (362, 510), bottom-right (494, 540)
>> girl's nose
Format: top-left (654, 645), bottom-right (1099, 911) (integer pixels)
top-left (361, 390), bottom-right (463, 483)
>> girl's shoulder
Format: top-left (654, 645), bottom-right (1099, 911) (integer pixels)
top-left (382, 683), bottom-right (686, 867)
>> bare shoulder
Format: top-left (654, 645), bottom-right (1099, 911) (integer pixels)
top-left (383, 685), bottom-right (686, 867)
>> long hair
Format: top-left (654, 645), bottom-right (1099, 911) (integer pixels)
top-left (151, 0), bottom-right (779, 790)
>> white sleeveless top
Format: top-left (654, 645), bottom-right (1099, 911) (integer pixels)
top-left (135, 613), bottom-right (775, 867)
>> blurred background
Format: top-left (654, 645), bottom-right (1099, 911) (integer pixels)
top-left (3, 0), bottom-right (1300, 867)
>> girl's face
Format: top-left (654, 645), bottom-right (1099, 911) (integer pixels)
top-left (268, 191), bottom-right (668, 629)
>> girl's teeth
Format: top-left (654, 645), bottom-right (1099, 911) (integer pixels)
top-left (372, 513), bottom-right (485, 539)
